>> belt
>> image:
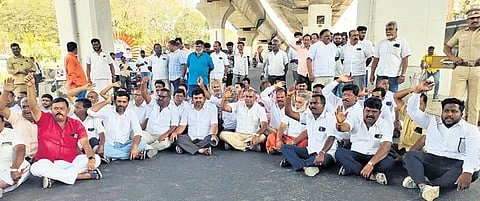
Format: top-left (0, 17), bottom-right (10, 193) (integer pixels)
top-left (458, 61), bottom-right (480, 67)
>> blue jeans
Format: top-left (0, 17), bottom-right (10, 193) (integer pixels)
top-left (335, 148), bottom-right (395, 176)
top-left (377, 76), bottom-right (399, 93)
top-left (426, 71), bottom-right (440, 98)
top-left (187, 84), bottom-right (202, 98)
top-left (104, 139), bottom-right (147, 160)
top-left (280, 144), bottom-right (334, 171)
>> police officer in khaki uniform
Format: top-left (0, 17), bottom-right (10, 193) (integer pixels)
top-left (444, 8), bottom-right (480, 125)
top-left (6, 43), bottom-right (36, 94)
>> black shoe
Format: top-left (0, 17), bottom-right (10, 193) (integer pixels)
top-left (279, 159), bottom-right (292, 168)
top-left (175, 145), bottom-right (184, 154)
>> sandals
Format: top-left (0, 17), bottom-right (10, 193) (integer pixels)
top-left (88, 168), bottom-right (103, 180)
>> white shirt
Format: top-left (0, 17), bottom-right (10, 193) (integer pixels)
top-left (300, 111), bottom-right (337, 157)
top-left (341, 42), bottom-right (373, 76)
top-left (86, 51), bottom-right (113, 80)
top-left (70, 114), bottom-right (105, 140)
top-left (230, 101), bottom-right (267, 134)
top-left (149, 54), bottom-right (169, 80)
top-left (0, 128), bottom-right (25, 170)
top-left (233, 52), bottom-right (249, 76)
top-left (346, 116), bottom-right (393, 155)
top-left (374, 37), bottom-right (412, 77)
top-left (87, 105), bottom-right (142, 145)
top-left (360, 39), bottom-right (375, 56)
top-left (281, 115), bottom-right (305, 138)
top-left (307, 42), bottom-right (339, 77)
top-left (169, 100), bottom-right (189, 125)
top-left (180, 103), bottom-right (218, 140)
top-left (210, 51), bottom-right (228, 80)
top-left (136, 56), bottom-right (150, 73)
top-left (407, 93), bottom-right (480, 173)
top-left (112, 59), bottom-right (121, 75)
top-left (222, 103), bottom-right (237, 130)
top-left (127, 101), bottom-right (149, 125)
top-left (9, 105), bottom-right (21, 114)
top-left (146, 104), bottom-right (178, 135)
top-left (260, 86), bottom-right (285, 129)
top-left (384, 91), bottom-right (396, 115)
top-left (264, 50), bottom-right (289, 76)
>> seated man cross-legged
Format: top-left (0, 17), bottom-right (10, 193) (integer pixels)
top-left (403, 81), bottom-right (480, 201)
top-left (335, 97), bottom-right (395, 185)
top-left (24, 74), bottom-right (102, 189)
top-left (170, 88), bottom-right (218, 156)
top-left (281, 90), bottom-right (337, 177)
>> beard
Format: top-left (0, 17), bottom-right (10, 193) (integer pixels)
top-left (116, 106), bottom-right (126, 113)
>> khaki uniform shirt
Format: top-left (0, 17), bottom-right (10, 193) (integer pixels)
top-left (6, 55), bottom-right (36, 90)
top-left (446, 27), bottom-right (480, 62)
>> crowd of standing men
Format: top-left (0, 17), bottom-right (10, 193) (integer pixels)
top-left (0, 8), bottom-right (479, 201)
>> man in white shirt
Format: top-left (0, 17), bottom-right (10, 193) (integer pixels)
top-left (88, 91), bottom-right (146, 160)
top-left (149, 44), bottom-right (170, 90)
top-left (341, 30), bottom-right (373, 92)
top-left (307, 29), bottom-right (340, 86)
top-left (288, 32), bottom-right (302, 81)
top-left (110, 52), bottom-right (121, 82)
top-left (71, 98), bottom-right (106, 156)
top-left (232, 42), bottom-right (249, 83)
top-left (264, 39), bottom-right (289, 85)
top-left (136, 50), bottom-right (151, 90)
top-left (170, 89), bottom-right (188, 125)
top-left (0, 114), bottom-right (30, 194)
top-left (140, 86), bottom-right (177, 158)
top-left (170, 88), bottom-right (218, 156)
top-left (357, 26), bottom-right (375, 57)
top-left (220, 88), bottom-right (268, 152)
top-left (127, 89), bottom-right (148, 126)
top-left (370, 21), bottom-right (411, 92)
top-left (403, 81), bottom-right (480, 201)
top-left (281, 93), bottom-right (337, 177)
top-left (86, 38), bottom-right (116, 95)
top-left (335, 97), bottom-right (395, 185)
top-left (210, 41), bottom-right (229, 89)
top-left (0, 79), bottom-right (37, 160)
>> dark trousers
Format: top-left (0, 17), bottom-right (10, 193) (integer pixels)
top-left (226, 73), bottom-right (233, 87)
top-left (171, 78), bottom-right (181, 92)
top-left (376, 75), bottom-right (399, 93)
top-left (89, 138), bottom-right (99, 149)
top-left (335, 148), bottom-right (395, 175)
top-left (404, 151), bottom-right (479, 189)
top-left (176, 134), bottom-right (215, 155)
top-left (281, 144), bottom-right (334, 171)
top-left (268, 75), bottom-right (285, 85)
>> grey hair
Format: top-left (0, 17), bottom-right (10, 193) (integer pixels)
top-left (296, 92), bottom-right (311, 102)
top-left (386, 21), bottom-right (397, 29)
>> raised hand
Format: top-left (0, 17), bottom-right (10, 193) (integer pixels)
top-left (86, 83), bottom-right (96, 91)
top-left (24, 73), bottom-right (35, 87)
top-left (112, 81), bottom-right (121, 88)
top-left (224, 88), bottom-right (233, 99)
top-left (197, 77), bottom-right (204, 86)
top-left (415, 80), bottom-right (434, 93)
top-left (274, 81), bottom-right (286, 89)
top-left (3, 77), bottom-right (15, 92)
top-left (337, 74), bottom-right (353, 83)
top-left (335, 105), bottom-right (348, 123)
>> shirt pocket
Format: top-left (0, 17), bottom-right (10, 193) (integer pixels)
top-left (390, 46), bottom-right (401, 55)
top-left (457, 137), bottom-right (466, 154)
top-left (372, 133), bottom-right (383, 148)
top-left (64, 133), bottom-right (79, 146)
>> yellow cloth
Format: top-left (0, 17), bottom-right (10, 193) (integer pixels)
top-left (398, 105), bottom-right (425, 151)
top-left (422, 53), bottom-right (438, 73)
top-left (120, 63), bottom-right (131, 77)
top-left (6, 55), bottom-right (36, 88)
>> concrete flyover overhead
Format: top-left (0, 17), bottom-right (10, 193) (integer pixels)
top-left (196, 0), bottom-right (353, 56)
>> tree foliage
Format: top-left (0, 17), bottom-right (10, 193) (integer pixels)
top-left (0, 0), bottom-right (210, 63)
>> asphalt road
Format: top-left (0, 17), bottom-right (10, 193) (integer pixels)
top-left (5, 67), bottom-right (478, 201)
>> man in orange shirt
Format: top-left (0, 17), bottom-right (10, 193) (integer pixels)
top-left (65, 42), bottom-right (88, 98)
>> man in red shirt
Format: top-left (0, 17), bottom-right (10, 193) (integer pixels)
top-left (24, 74), bottom-right (102, 189)
top-left (65, 42), bottom-right (88, 98)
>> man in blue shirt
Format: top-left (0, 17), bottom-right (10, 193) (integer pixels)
top-left (186, 40), bottom-right (214, 97)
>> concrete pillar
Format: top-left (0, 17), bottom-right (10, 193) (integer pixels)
top-left (55, 0), bottom-right (114, 65)
top-left (357, 0), bottom-right (449, 95)
top-left (306, 4), bottom-right (332, 34)
top-left (237, 29), bottom-right (259, 58)
top-left (197, 0), bottom-right (234, 45)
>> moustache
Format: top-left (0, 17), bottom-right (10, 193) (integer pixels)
top-left (55, 113), bottom-right (63, 116)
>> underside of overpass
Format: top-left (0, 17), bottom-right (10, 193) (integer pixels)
top-left (196, 0), bottom-right (353, 54)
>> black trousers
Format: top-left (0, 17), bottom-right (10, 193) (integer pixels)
top-left (404, 151), bottom-right (479, 189)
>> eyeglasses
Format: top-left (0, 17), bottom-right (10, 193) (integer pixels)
top-left (245, 95), bottom-right (254, 98)
top-left (158, 95), bottom-right (170, 99)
